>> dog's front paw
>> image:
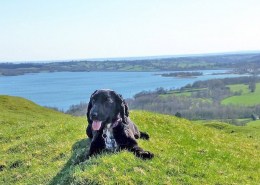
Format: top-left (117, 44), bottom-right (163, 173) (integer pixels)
top-left (136, 151), bottom-right (154, 160)
top-left (140, 132), bottom-right (150, 140)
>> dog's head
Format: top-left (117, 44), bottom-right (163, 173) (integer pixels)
top-left (86, 89), bottom-right (129, 131)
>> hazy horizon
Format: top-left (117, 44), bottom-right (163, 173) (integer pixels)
top-left (1, 50), bottom-right (260, 64)
top-left (1, 0), bottom-right (260, 62)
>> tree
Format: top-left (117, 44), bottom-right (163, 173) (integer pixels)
top-left (249, 82), bottom-right (256, 92)
top-left (249, 76), bottom-right (256, 93)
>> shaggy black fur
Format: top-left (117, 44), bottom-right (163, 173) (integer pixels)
top-left (85, 89), bottom-right (154, 160)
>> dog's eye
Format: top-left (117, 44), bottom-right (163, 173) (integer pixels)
top-left (106, 98), bottom-right (113, 103)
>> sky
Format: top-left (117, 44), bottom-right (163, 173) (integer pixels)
top-left (0, 0), bottom-right (260, 62)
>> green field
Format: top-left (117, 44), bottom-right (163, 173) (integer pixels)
top-left (159, 91), bottom-right (192, 98)
top-left (194, 119), bottom-right (260, 140)
top-left (247, 119), bottom-right (260, 127)
top-left (159, 88), bottom-right (207, 98)
top-left (227, 84), bottom-right (249, 94)
top-left (222, 83), bottom-right (260, 106)
top-left (1, 96), bottom-right (260, 184)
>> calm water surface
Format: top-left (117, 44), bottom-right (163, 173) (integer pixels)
top-left (0, 70), bottom-right (243, 110)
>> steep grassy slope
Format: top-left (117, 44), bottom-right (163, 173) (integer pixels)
top-left (0, 96), bottom-right (86, 184)
top-left (0, 96), bottom-right (260, 184)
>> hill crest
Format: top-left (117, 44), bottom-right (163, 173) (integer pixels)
top-left (0, 95), bottom-right (259, 184)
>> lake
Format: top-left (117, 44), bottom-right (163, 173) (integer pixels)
top-left (0, 70), bottom-right (245, 110)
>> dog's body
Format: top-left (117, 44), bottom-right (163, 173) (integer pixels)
top-left (85, 89), bottom-right (153, 159)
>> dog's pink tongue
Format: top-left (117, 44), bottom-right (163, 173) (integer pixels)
top-left (92, 120), bottom-right (102, 130)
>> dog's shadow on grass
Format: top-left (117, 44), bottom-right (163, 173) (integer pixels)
top-left (49, 138), bottom-right (91, 185)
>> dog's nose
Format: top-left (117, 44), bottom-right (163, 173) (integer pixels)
top-left (91, 112), bottom-right (98, 119)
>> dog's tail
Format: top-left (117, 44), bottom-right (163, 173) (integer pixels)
top-left (139, 131), bottom-right (150, 140)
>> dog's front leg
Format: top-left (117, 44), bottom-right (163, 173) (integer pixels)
top-left (86, 131), bottom-right (105, 158)
top-left (129, 145), bottom-right (154, 159)
top-left (86, 124), bottom-right (93, 139)
top-left (114, 126), bottom-right (154, 160)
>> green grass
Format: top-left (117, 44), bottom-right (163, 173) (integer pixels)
top-left (159, 91), bottom-right (192, 98)
top-left (159, 88), bottom-right (207, 98)
top-left (222, 83), bottom-right (260, 106)
top-left (0, 96), bottom-right (86, 184)
top-left (1, 96), bottom-right (260, 184)
top-left (171, 91), bottom-right (192, 97)
top-left (247, 120), bottom-right (260, 127)
top-left (195, 120), bottom-right (260, 140)
top-left (227, 84), bottom-right (249, 94)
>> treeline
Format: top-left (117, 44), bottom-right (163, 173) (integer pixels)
top-left (65, 102), bottom-right (88, 116)
top-left (65, 76), bottom-right (260, 126)
top-left (65, 97), bottom-right (260, 126)
top-left (185, 76), bottom-right (259, 89)
top-left (129, 76), bottom-right (260, 122)
top-left (128, 93), bottom-right (260, 123)
top-left (1, 53), bottom-right (260, 76)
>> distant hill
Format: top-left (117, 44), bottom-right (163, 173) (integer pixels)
top-left (1, 52), bottom-right (260, 76)
top-left (0, 95), bottom-right (259, 184)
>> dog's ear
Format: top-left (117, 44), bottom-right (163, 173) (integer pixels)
top-left (113, 92), bottom-right (129, 124)
top-left (123, 99), bottom-right (129, 117)
top-left (121, 96), bottom-right (129, 117)
top-left (86, 102), bottom-right (92, 124)
top-left (86, 90), bottom-right (98, 124)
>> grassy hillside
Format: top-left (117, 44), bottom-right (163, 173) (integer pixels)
top-left (222, 83), bottom-right (260, 106)
top-left (194, 120), bottom-right (260, 140)
top-left (0, 95), bottom-right (86, 184)
top-left (1, 96), bottom-right (260, 184)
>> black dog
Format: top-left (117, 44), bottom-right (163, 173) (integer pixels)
top-left (85, 89), bottom-right (154, 160)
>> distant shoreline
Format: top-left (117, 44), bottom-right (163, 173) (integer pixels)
top-left (1, 52), bottom-right (259, 77)
top-left (156, 72), bottom-right (203, 78)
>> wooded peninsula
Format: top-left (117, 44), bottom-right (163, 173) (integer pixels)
top-left (1, 53), bottom-right (260, 76)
